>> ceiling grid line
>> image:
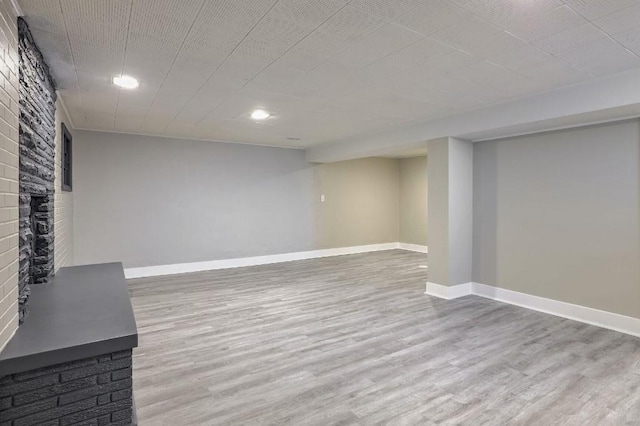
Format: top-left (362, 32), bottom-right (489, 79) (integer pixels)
top-left (277, 5), bottom-right (394, 90)
top-left (159, 0), bottom-right (284, 132)
top-left (58, 0), bottom-right (86, 124)
top-left (429, 2), bottom-right (594, 79)
top-left (192, 1), bottom-right (356, 126)
top-left (135, 0), bottom-right (208, 132)
top-left (113, 0), bottom-right (134, 129)
top-left (562, 4), bottom-right (640, 60)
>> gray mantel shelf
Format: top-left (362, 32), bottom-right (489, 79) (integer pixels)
top-left (0, 262), bottom-right (138, 376)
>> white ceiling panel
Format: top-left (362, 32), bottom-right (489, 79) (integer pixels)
top-left (613, 28), bottom-right (640, 56)
top-left (429, 15), bottom-right (504, 53)
top-left (563, 0), bottom-right (640, 19)
top-left (366, 38), bottom-right (459, 80)
top-left (261, 8), bottom-right (387, 79)
top-left (516, 57), bottom-right (590, 88)
top-left (58, 93), bottom-right (86, 125)
top-left (19, 0), bottom-right (640, 147)
top-left (332, 23), bottom-right (423, 69)
top-left (450, 0), bottom-right (564, 27)
top-left (556, 37), bottom-right (640, 76)
top-left (349, 0), bottom-right (425, 20)
top-left (533, 23), bottom-right (607, 54)
top-left (393, 1), bottom-right (471, 36)
top-left (231, 0), bottom-right (347, 64)
top-left (504, 5), bottom-right (586, 42)
top-left (60, 0), bottom-right (130, 74)
top-left (594, 4), bottom-right (640, 35)
top-left (448, 61), bottom-right (534, 97)
top-left (123, 0), bottom-right (205, 85)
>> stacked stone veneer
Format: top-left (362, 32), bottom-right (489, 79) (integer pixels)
top-left (17, 18), bottom-right (56, 324)
top-left (0, 350), bottom-right (133, 425)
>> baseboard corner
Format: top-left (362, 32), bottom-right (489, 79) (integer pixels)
top-left (425, 282), bottom-right (473, 300)
top-left (397, 243), bottom-right (428, 253)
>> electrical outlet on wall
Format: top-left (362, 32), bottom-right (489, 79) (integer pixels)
top-left (321, 194), bottom-right (325, 202)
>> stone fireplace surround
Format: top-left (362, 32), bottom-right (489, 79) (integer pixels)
top-left (0, 19), bottom-right (138, 426)
top-left (17, 17), bottom-right (56, 324)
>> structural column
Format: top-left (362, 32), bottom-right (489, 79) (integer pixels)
top-left (426, 137), bottom-right (473, 298)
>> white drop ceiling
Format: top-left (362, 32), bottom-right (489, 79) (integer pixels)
top-left (20, 0), bottom-right (640, 149)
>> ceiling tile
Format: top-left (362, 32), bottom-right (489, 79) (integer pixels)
top-left (58, 93), bottom-right (86, 126)
top-left (393, 1), bottom-right (471, 36)
top-left (332, 23), bottom-right (423, 69)
top-left (563, 0), bottom-right (640, 19)
top-left (61, 0), bottom-right (131, 74)
top-left (448, 61), bottom-right (535, 97)
top-left (348, 0), bottom-right (426, 20)
top-left (450, 0), bottom-right (563, 27)
top-left (556, 37), bottom-right (640, 75)
top-left (430, 15), bottom-right (503, 53)
top-left (515, 57), bottom-right (589, 87)
top-left (594, 4), bottom-right (640, 35)
top-left (504, 5), bottom-right (587, 42)
top-left (123, 0), bottom-right (205, 84)
top-left (272, 5), bottom-right (387, 74)
top-left (231, 0), bottom-right (347, 64)
top-left (613, 27), bottom-right (640, 56)
top-left (367, 38), bottom-right (457, 80)
top-left (534, 23), bottom-right (608, 54)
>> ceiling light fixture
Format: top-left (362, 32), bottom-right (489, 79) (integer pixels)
top-left (113, 75), bottom-right (139, 89)
top-left (251, 109), bottom-right (271, 120)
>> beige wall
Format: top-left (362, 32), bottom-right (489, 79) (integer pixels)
top-left (54, 100), bottom-right (73, 271)
top-left (315, 157), bottom-right (400, 249)
top-left (399, 156), bottom-right (427, 245)
top-left (0, 2), bottom-right (19, 351)
top-left (473, 120), bottom-right (640, 318)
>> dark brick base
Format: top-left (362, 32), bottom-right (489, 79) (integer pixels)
top-left (0, 350), bottom-right (133, 425)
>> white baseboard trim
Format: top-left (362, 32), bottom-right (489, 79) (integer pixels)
top-left (397, 243), bottom-right (428, 253)
top-left (425, 282), bottom-right (473, 300)
top-left (471, 282), bottom-right (640, 338)
top-left (125, 242), bottom-right (405, 279)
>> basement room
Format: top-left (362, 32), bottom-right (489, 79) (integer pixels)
top-left (0, 0), bottom-right (639, 425)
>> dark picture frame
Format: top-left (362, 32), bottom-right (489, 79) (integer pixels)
top-left (61, 122), bottom-right (72, 191)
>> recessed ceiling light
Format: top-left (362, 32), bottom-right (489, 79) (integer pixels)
top-left (113, 75), bottom-right (139, 89)
top-left (251, 109), bottom-right (271, 120)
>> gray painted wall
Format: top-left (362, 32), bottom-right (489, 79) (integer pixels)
top-left (73, 131), bottom-right (402, 268)
top-left (399, 156), bottom-right (427, 246)
top-left (73, 131), bottom-right (316, 268)
top-left (448, 138), bottom-right (473, 286)
top-left (427, 138), bottom-right (449, 286)
top-left (473, 120), bottom-right (640, 318)
top-left (427, 137), bottom-right (473, 286)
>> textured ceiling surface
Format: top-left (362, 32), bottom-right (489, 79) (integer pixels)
top-left (20, 0), bottom-right (640, 148)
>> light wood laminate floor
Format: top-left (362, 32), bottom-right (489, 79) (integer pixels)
top-left (128, 250), bottom-right (640, 425)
